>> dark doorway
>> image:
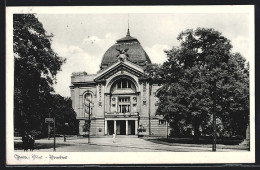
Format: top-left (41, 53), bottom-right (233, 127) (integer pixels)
top-left (128, 120), bottom-right (135, 135)
top-left (107, 120), bottom-right (114, 135)
top-left (116, 120), bottom-right (126, 135)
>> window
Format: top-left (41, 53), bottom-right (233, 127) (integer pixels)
top-left (119, 97), bottom-right (130, 102)
top-left (159, 120), bottom-right (166, 125)
top-left (84, 93), bottom-right (93, 115)
top-left (84, 93), bottom-right (92, 103)
top-left (118, 97), bottom-right (130, 113)
top-left (119, 105), bottom-right (130, 113)
top-left (117, 78), bottom-right (131, 88)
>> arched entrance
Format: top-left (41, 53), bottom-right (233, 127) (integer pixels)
top-left (105, 76), bottom-right (139, 135)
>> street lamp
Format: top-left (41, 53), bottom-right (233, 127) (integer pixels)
top-left (64, 122), bottom-right (68, 142)
top-left (212, 112), bottom-right (216, 151)
top-left (166, 121), bottom-right (168, 141)
top-left (212, 82), bottom-right (217, 152)
top-left (87, 102), bottom-right (94, 143)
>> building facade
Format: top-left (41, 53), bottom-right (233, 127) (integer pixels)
top-left (70, 29), bottom-right (167, 136)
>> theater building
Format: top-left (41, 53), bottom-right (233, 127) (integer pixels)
top-left (70, 29), bottom-right (167, 136)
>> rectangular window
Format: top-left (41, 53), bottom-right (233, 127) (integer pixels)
top-left (128, 80), bottom-right (131, 88)
top-left (117, 79), bottom-right (132, 88)
top-left (119, 97), bottom-right (130, 102)
top-left (119, 104), bottom-right (130, 113)
top-left (118, 82), bottom-right (122, 88)
top-left (118, 97), bottom-right (131, 113)
top-left (122, 79), bottom-right (127, 88)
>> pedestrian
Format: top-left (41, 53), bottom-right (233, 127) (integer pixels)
top-left (113, 133), bottom-right (116, 143)
top-left (28, 135), bottom-right (35, 151)
top-left (22, 133), bottom-right (29, 151)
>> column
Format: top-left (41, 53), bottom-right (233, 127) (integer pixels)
top-left (135, 120), bottom-right (138, 135)
top-left (114, 120), bottom-right (117, 134)
top-left (104, 120), bottom-right (107, 135)
top-left (126, 120), bottom-right (128, 135)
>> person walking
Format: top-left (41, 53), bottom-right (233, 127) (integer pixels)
top-left (28, 135), bottom-right (35, 151)
top-left (22, 133), bottom-right (29, 151)
top-left (113, 133), bottom-right (116, 143)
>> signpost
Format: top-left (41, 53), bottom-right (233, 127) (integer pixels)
top-left (45, 118), bottom-right (54, 123)
top-left (45, 117), bottom-right (56, 151)
top-left (88, 102), bottom-right (91, 143)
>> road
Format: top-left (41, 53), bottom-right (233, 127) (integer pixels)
top-left (14, 136), bottom-right (249, 152)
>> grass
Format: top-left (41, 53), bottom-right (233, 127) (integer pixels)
top-left (146, 136), bottom-right (243, 145)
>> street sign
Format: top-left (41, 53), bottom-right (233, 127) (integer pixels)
top-left (45, 118), bottom-right (54, 123)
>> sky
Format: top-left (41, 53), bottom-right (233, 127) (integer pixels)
top-left (36, 12), bottom-right (250, 97)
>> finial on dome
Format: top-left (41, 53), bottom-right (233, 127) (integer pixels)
top-left (126, 14), bottom-right (130, 36)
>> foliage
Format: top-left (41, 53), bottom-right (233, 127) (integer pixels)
top-left (137, 125), bottom-right (146, 133)
top-left (151, 28), bottom-right (249, 139)
top-left (13, 14), bottom-right (72, 135)
top-left (50, 94), bottom-right (79, 135)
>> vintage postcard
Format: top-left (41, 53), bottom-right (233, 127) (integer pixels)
top-left (6, 5), bottom-right (255, 165)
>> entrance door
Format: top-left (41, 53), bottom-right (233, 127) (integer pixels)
top-left (116, 120), bottom-right (126, 135)
top-left (128, 120), bottom-right (135, 135)
top-left (107, 120), bottom-right (114, 135)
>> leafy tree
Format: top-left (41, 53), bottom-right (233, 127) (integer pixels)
top-left (50, 95), bottom-right (79, 135)
top-left (14, 14), bottom-right (65, 135)
top-left (152, 28), bottom-right (249, 141)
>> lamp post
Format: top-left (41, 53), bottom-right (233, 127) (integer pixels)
top-left (53, 117), bottom-right (56, 152)
top-left (64, 122), bottom-right (68, 142)
top-left (88, 102), bottom-right (91, 143)
top-left (88, 102), bottom-right (93, 144)
top-left (212, 82), bottom-right (217, 152)
top-left (48, 112), bottom-right (50, 140)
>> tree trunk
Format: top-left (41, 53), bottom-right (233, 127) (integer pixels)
top-left (193, 117), bottom-right (200, 143)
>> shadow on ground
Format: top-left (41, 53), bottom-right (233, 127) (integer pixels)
top-left (14, 141), bottom-right (72, 150)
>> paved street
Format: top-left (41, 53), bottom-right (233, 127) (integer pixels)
top-left (14, 136), bottom-right (249, 152)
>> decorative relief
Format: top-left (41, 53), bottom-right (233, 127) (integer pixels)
top-left (98, 83), bottom-right (102, 107)
top-left (143, 82), bottom-right (146, 92)
top-left (143, 82), bottom-right (147, 106)
top-left (116, 48), bottom-right (129, 62)
top-left (97, 65), bottom-right (145, 81)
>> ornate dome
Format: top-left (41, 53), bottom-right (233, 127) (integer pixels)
top-left (100, 29), bottom-right (152, 70)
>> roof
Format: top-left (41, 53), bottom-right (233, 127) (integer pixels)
top-left (71, 73), bottom-right (97, 83)
top-left (94, 60), bottom-right (148, 82)
top-left (100, 29), bottom-right (152, 70)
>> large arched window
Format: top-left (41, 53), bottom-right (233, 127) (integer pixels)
top-left (109, 77), bottom-right (138, 113)
top-left (83, 92), bottom-right (93, 115)
top-left (117, 78), bottom-right (132, 88)
top-left (110, 77), bottom-right (137, 94)
top-left (84, 93), bottom-right (92, 103)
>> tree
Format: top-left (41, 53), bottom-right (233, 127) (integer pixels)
top-left (153, 28), bottom-right (249, 141)
top-left (50, 95), bottom-right (79, 135)
top-left (14, 14), bottom-right (65, 134)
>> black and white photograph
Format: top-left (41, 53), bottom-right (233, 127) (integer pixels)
top-left (6, 5), bottom-right (255, 164)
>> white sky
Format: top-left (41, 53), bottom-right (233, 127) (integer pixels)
top-left (36, 12), bottom-right (249, 97)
